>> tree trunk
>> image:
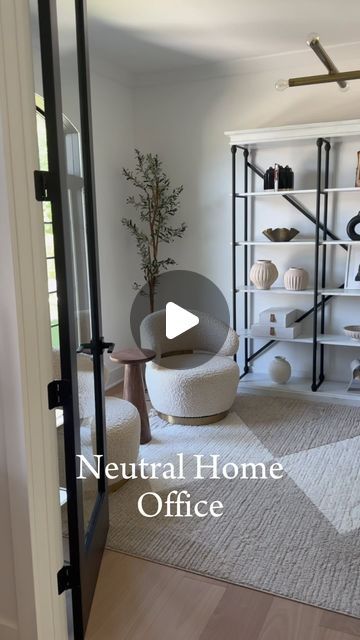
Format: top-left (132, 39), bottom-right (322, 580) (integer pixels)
top-left (149, 280), bottom-right (155, 313)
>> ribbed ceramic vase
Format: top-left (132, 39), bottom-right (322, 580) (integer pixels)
top-left (284, 267), bottom-right (309, 291)
top-left (250, 260), bottom-right (278, 290)
top-left (269, 356), bottom-right (291, 384)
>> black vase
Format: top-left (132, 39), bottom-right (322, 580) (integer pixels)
top-left (346, 212), bottom-right (360, 240)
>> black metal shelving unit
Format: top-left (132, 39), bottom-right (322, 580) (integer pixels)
top-left (231, 137), bottom-right (349, 393)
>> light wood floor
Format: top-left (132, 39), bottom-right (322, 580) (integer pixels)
top-left (86, 550), bottom-right (360, 640)
top-left (87, 383), bottom-right (360, 639)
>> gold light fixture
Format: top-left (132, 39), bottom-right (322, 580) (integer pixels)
top-left (275, 33), bottom-right (360, 91)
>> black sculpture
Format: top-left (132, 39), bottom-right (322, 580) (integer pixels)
top-left (346, 211), bottom-right (360, 240)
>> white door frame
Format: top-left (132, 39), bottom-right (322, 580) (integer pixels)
top-left (0, 1), bottom-right (68, 638)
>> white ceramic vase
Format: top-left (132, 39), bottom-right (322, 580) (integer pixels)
top-left (284, 267), bottom-right (309, 291)
top-left (269, 356), bottom-right (291, 384)
top-left (250, 260), bottom-right (278, 290)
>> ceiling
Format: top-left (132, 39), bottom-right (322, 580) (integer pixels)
top-left (82, 0), bottom-right (360, 75)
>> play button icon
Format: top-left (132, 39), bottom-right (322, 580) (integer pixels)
top-left (166, 302), bottom-right (199, 339)
top-left (130, 269), bottom-right (230, 369)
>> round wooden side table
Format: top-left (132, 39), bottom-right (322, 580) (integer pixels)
top-left (110, 347), bottom-right (156, 444)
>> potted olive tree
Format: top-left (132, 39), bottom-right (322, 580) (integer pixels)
top-left (122, 149), bottom-right (187, 312)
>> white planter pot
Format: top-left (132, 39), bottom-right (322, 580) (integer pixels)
top-left (250, 260), bottom-right (278, 290)
top-left (269, 356), bottom-right (291, 384)
top-left (284, 267), bottom-right (309, 291)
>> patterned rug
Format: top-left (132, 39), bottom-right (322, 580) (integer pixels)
top-left (106, 394), bottom-right (360, 618)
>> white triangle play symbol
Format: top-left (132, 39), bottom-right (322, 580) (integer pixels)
top-left (166, 302), bottom-right (199, 340)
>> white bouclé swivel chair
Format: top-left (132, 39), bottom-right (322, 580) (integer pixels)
top-left (140, 310), bottom-right (239, 424)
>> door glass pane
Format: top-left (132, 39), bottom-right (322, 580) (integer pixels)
top-left (44, 223), bottom-right (55, 257)
top-left (56, 0), bottom-right (100, 540)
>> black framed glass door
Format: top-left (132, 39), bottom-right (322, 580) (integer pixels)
top-left (36, 0), bottom-right (111, 636)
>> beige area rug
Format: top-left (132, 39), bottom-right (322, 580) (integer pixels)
top-left (106, 394), bottom-right (360, 618)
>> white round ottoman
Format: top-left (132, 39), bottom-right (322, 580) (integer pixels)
top-left (58, 398), bottom-right (140, 493)
top-left (95, 397), bottom-right (141, 487)
top-left (145, 353), bottom-right (239, 424)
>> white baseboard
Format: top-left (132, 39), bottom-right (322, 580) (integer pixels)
top-left (105, 364), bottom-right (124, 391)
top-left (239, 376), bottom-right (360, 407)
top-left (0, 618), bottom-right (18, 640)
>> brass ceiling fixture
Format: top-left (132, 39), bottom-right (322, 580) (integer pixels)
top-left (275, 33), bottom-right (360, 91)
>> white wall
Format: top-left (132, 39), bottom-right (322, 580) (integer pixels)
top-left (133, 51), bottom-right (360, 381)
top-left (0, 121), bottom-right (34, 639)
top-left (0, 2), bottom-right (67, 635)
top-left (0, 33), bottom-right (34, 640)
top-left (0, 408), bottom-right (18, 640)
top-left (90, 72), bottom-right (140, 380)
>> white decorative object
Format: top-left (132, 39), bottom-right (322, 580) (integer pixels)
top-left (59, 399), bottom-right (141, 488)
top-left (251, 323), bottom-right (301, 339)
top-left (344, 325), bottom-right (360, 341)
top-left (348, 359), bottom-right (360, 392)
top-left (269, 356), bottom-right (292, 384)
top-left (250, 260), bottom-right (278, 290)
top-left (259, 307), bottom-right (299, 327)
top-left (284, 267), bottom-right (309, 291)
top-left (345, 245), bottom-right (360, 289)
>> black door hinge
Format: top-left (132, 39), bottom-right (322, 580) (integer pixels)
top-left (48, 379), bottom-right (70, 410)
top-left (34, 169), bottom-right (52, 201)
top-left (57, 564), bottom-right (73, 595)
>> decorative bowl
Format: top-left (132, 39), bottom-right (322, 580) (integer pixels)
top-left (344, 325), bottom-right (360, 341)
top-left (262, 227), bottom-right (299, 242)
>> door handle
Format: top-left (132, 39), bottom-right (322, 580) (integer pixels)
top-left (77, 339), bottom-right (115, 355)
top-left (77, 342), bottom-right (92, 355)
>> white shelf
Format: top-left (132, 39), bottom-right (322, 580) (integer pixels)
top-left (321, 240), bottom-right (360, 245)
top-left (238, 374), bottom-right (360, 405)
top-left (237, 286), bottom-right (315, 295)
top-left (323, 187), bottom-right (360, 193)
top-left (235, 240), bottom-right (315, 246)
top-left (319, 334), bottom-right (360, 347)
top-left (236, 286), bottom-right (360, 297)
top-left (240, 329), bottom-right (360, 347)
top-left (234, 187), bottom-right (360, 197)
top-left (240, 329), bottom-right (313, 344)
top-left (234, 240), bottom-right (360, 246)
top-left (320, 288), bottom-right (360, 296)
top-left (235, 189), bottom-right (316, 198)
